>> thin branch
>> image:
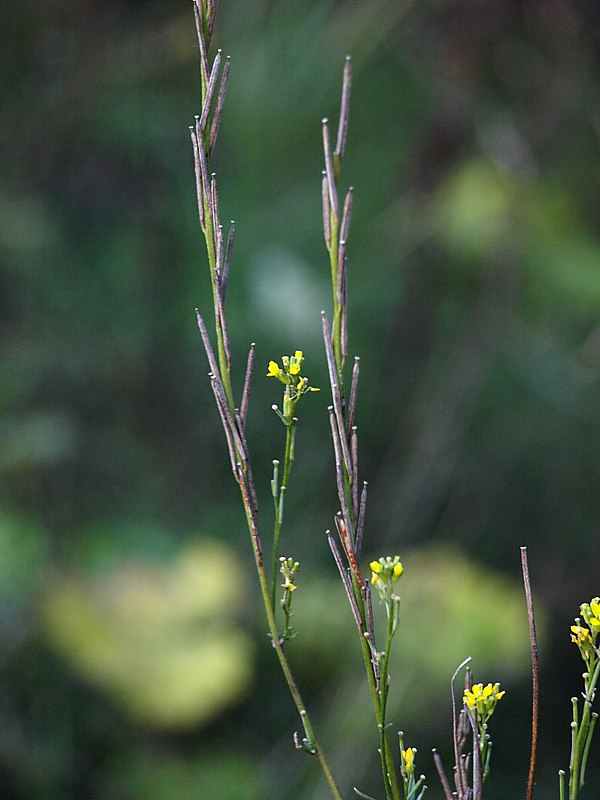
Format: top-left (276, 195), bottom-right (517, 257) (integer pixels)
top-left (322, 118), bottom-right (339, 217)
top-left (355, 480), bottom-right (368, 560)
top-left (210, 56), bottom-right (231, 152)
top-left (322, 171), bottom-right (331, 248)
top-left (521, 546), bottom-right (539, 800)
top-left (347, 356), bottom-right (360, 434)
top-left (451, 656), bottom-right (472, 800)
top-left (222, 220), bottom-right (235, 300)
top-left (328, 406), bottom-right (352, 536)
top-left (363, 581), bottom-right (380, 687)
top-left (432, 750), bottom-right (454, 800)
top-left (208, 374), bottom-right (238, 476)
top-left (206, 0), bottom-right (219, 44)
top-left (336, 232), bottom-right (348, 363)
top-left (196, 309), bottom-right (220, 379)
top-left (340, 186), bottom-right (354, 245)
top-left (195, 116), bottom-right (212, 207)
top-left (199, 49), bottom-right (222, 131)
top-left (210, 173), bottom-right (221, 245)
top-left (351, 426), bottom-right (359, 519)
top-left (195, 3), bottom-right (210, 92)
top-left (328, 533), bottom-right (363, 631)
top-left (335, 55), bottom-right (352, 159)
top-left (465, 706), bottom-right (483, 800)
top-left (240, 342), bottom-right (256, 426)
top-left (189, 127), bottom-right (206, 231)
top-left (322, 313), bottom-right (353, 476)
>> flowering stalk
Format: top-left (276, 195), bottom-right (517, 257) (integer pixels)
top-left (279, 556), bottom-right (300, 641)
top-left (267, 351), bottom-right (319, 612)
top-left (398, 734), bottom-right (427, 800)
top-left (463, 682), bottom-right (506, 783)
top-left (433, 662), bottom-right (504, 800)
top-left (322, 60), bottom-right (407, 800)
top-left (564, 597), bottom-right (600, 799)
top-left (322, 56), bottom-right (353, 389)
top-left (190, 4), bottom-right (341, 797)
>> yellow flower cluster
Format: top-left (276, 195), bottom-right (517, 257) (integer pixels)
top-left (463, 682), bottom-right (505, 723)
top-left (279, 556), bottom-right (300, 593)
top-left (369, 555), bottom-right (404, 603)
top-left (571, 596), bottom-right (600, 663)
top-left (267, 350), bottom-right (319, 424)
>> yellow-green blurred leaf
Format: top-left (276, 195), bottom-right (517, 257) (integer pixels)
top-left (39, 539), bottom-right (254, 729)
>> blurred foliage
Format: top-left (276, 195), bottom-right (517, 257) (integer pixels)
top-left (1, 0), bottom-right (600, 798)
top-left (39, 539), bottom-right (253, 729)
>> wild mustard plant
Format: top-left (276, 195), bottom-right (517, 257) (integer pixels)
top-left (188, 3), bottom-right (598, 799)
top-left (267, 350), bottom-right (319, 609)
top-left (190, 2), bottom-right (341, 797)
top-left (320, 51), bottom-right (415, 800)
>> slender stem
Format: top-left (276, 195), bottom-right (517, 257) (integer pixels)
top-left (271, 422), bottom-right (296, 610)
top-left (380, 604), bottom-right (402, 800)
top-left (580, 713), bottom-right (598, 789)
top-left (355, 600), bottom-right (393, 800)
top-left (520, 547), bottom-right (538, 800)
top-left (570, 656), bottom-right (600, 798)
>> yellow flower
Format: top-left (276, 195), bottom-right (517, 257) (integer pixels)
top-left (267, 351), bottom-right (319, 423)
top-left (267, 360), bottom-right (281, 377)
top-left (463, 683), bottom-right (505, 721)
top-left (370, 556), bottom-right (404, 603)
top-left (571, 624), bottom-right (592, 645)
top-left (580, 598), bottom-right (600, 639)
top-left (289, 350), bottom-right (303, 375)
top-left (402, 747), bottom-right (416, 775)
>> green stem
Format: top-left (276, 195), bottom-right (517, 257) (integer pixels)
top-left (380, 603), bottom-right (402, 800)
top-left (358, 623), bottom-right (392, 800)
top-left (580, 713), bottom-right (598, 790)
top-left (570, 656), bottom-right (600, 799)
top-left (238, 478), bottom-right (343, 800)
top-left (352, 572), bottom-right (401, 800)
top-left (271, 422), bottom-right (296, 610)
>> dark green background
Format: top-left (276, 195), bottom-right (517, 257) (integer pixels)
top-left (2, 0), bottom-right (600, 797)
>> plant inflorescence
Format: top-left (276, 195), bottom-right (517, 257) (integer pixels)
top-left (189, 2), bottom-right (598, 798)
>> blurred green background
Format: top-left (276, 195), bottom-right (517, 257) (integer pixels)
top-left (2, 0), bottom-right (600, 797)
